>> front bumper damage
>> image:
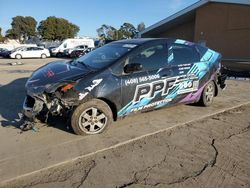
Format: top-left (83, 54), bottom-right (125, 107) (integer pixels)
top-left (21, 95), bottom-right (44, 131)
top-left (21, 89), bottom-right (79, 131)
top-left (23, 95), bottom-right (43, 120)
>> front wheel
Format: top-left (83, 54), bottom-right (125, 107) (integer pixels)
top-left (71, 99), bottom-right (113, 135)
top-left (199, 81), bottom-right (215, 107)
top-left (41, 54), bottom-right (47, 59)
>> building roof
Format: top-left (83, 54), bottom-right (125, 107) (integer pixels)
top-left (140, 0), bottom-right (250, 37)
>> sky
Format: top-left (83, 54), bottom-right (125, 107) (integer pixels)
top-left (0, 0), bottom-right (199, 37)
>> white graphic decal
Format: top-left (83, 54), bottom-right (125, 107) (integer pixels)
top-left (86, 79), bottom-right (103, 91)
top-left (79, 92), bottom-right (88, 100)
top-left (130, 98), bottom-right (173, 112)
top-left (132, 75), bottom-right (199, 102)
top-left (125, 74), bottom-right (160, 86)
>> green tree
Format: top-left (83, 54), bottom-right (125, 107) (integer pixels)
top-left (6, 16), bottom-right (37, 40)
top-left (0, 27), bottom-right (2, 37)
top-left (97, 22), bottom-right (146, 40)
top-left (96, 24), bottom-right (121, 40)
top-left (137, 22), bottom-right (145, 32)
top-left (119, 22), bottom-right (137, 39)
top-left (38, 16), bottom-right (79, 40)
top-left (0, 27), bottom-right (3, 42)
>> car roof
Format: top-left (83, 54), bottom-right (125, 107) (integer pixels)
top-left (111, 38), bottom-right (167, 45)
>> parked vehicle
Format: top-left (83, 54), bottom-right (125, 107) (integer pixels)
top-left (0, 48), bottom-right (9, 57)
top-left (22, 38), bottom-right (226, 135)
top-left (0, 48), bottom-right (8, 53)
top-left (0, 43), bottom-right (37, 51)
top-left (64, 45), bottom-right (88, 56)
top-left (48, 46), bottom-right (58, 55)
top-left (10, 47), bottom-right (50, 59)
top-left (69, 49), bottom-right (86, 58)
top-left (50, 38), bottom-right (95, 57)
top-left (70, 48), bottom-right (93, 58)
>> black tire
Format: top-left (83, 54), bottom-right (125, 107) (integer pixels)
top-left (199, 81), bottom-right (216, 107)
top-left (71, 99), bottom-right (113, 135)
top-left (15, 54), bottom-right (22, 59)
top-left (56, 52), bottom-right (63, 57)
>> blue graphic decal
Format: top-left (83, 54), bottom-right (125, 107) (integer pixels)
top-left (118, 41), bottom-right (220, 117)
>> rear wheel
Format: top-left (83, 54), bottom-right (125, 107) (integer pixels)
top-left (15, 54), bottom-right (22, 59)
top-left (41, 54), bottom-right (47, 59)
top-left (199, 81), bottom-right (215, 106)
top-left (71, 99), bottom-right (113, 135)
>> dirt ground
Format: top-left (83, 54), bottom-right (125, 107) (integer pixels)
top-left (0, 58), bottom-right (249, 188)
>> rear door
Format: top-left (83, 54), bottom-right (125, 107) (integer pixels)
top-left (165, 42), bottom-right (201, 103)
top-left (33, 47), bottom-right (44, 57)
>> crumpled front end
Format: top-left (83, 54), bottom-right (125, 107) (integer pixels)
top-left (20, 60), bottom-right (93, 130)
top-left (21, 81), bottom-right (83, 131)
top-left (23, 93), bottom-right (66, 120)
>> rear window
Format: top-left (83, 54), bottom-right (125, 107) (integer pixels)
top-left (168, 44), bottom-right (200, 65)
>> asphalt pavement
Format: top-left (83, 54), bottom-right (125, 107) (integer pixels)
top-left (0, 58), bottom-right (249, 188)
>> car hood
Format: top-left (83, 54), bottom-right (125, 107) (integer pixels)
top-left (26, 60), bottom-right (92, 93)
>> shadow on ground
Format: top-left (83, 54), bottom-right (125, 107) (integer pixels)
top-left (0, 77), bottom-right (28, 128)
top-left (0, 77), bottom-right (73, 134)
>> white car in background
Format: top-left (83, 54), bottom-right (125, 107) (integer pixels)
top-left (10, 47), bottom-right (50, 59)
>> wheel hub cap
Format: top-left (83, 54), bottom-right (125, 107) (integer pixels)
top-left (79, 107), bottom-right (107, 134)
top-left (205, 84), bottom-right (214, 102)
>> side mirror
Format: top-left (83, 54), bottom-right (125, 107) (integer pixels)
top-left (124, 63), bottom-right (143, 74)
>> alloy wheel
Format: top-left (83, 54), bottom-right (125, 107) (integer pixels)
top-left (78, 107), bottom-right (107, 134)
top-left (205, 82), bottom-right (214, 103)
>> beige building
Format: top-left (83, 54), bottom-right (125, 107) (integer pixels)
top-left (140, 0), bottom-right (250, 60)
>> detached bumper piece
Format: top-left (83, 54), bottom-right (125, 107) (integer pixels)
top-left (23, 95), bottom-right (44, 119)
top-left (20, 95), bottom-right (44, 131)
top-left (218, 73), bottom-right (227, 90)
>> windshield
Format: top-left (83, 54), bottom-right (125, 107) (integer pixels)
top-left (76, 43), bottom-right (135, 69)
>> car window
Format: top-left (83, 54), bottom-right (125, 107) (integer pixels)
top-left (31, 47), bottom-right (38, 50)
top-left (78, 45), bottom-right (87, 49)
top-left (26, 47), bottom-right (33, 51)
top-left (127, 44), bottom-right (168, 71)
top-left (168, 44), bottom-right (200, 65)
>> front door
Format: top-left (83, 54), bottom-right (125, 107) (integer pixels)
top-left (118, 42), bottom-right (170, 117)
